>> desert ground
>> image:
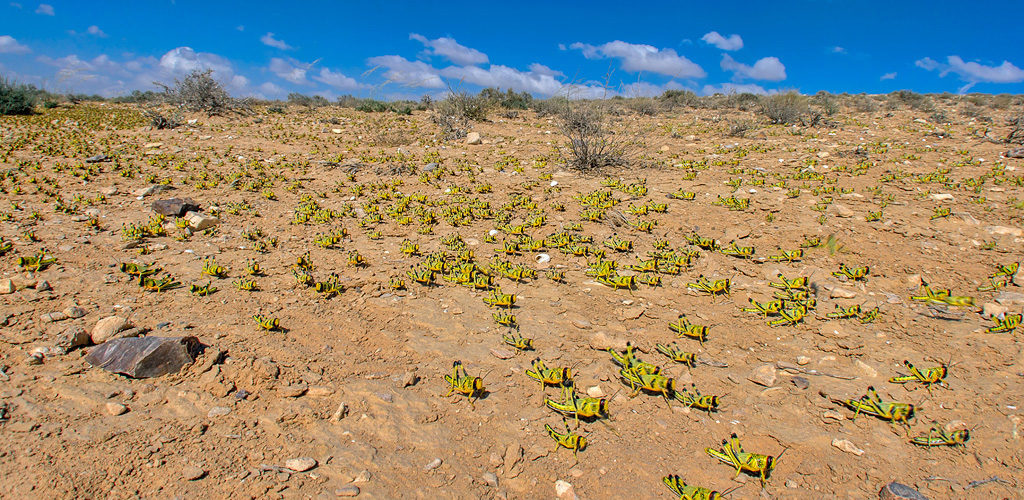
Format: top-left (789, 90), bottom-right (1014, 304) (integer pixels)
top-left (1, 95), bottom-right (1022, 499)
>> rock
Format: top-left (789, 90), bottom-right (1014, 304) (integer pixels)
top-left (207, 406), bottom-right (231, 417)
top-left (536, 253), bottom-right (551, 264)
top-left (331, 128), bottom-right (343, 134)
top-left (929, 193), bottom-right (954, 201)
top-left (830, 287), bottom-right (857, 299)
top-left (424, 458), bottom-right (443, 471)
top-left (151, 198), bottom-right (200, 217)
top-left (330, 402), bottom-right (348, 421)
top-left (99, 186), bottom-right (118, 196)
top-left (555, 480), bottom-right (578, 500)
top-left (822, 409), bottom-right (845, 421)
top-left (307, 385), bottom-right (334, 397)
top-left (834, 204), bottom-right (855, 218)
top-left (466, 132), bottom-right (482, 145)
top-left (490, 348), bottom-right (514, 360)
top-left (85, 154), bottom-right (110, 163)
top-left (400, 370), bottom-right (419, 387)
top-left (35, 280), bottom-right (51, 292)
top-left (105, 402), bottom-right (128, 415)
top-left (586, 385), bottom-right (605, 398)
top-left (0, 279), bottom-right (14, 294)
top-left (986, 225), bottom-right (1023, 237)
top-left (748, 364), bottom-right (777, 387)
top-left (278, 385), bottom-right (308, 398)
top-left (186, 213), bottom-right (219, 231)
top-left (879, 481), bottom-right (929, 500)
top-left (796, 355), bottom-right (811, 365)
top-left (182, 465), bottom-right (206, 481)
top-left (832, 438), bottom-right (864, 456)
top-left (616, 306), bottom-right (645, 321)
top-left (377, 392), bottom-right (394, 403)
top-left (134, 184), bottom-right (172, 197)
top-left (85, 336), bottom-right (201, 378)
top-left (482, 472), bottom-right (499, 487)
top-left (62, 306), bottom-right (86, 319)
top-left (791, 376), bottom-right (809, 390)
top-left (91, 316), bottom-right (132, 344)
top-left (588, 331), bottom-right (626, 351)
top-left (819, 323), bottom-right (848, 339)
top-left (55, 326), bottom-right (91, 352)
top-left (353, 470), bottom-right (371, 483)
top-left (284, 457), bottom-right (317, 472)
top-left (855, 360), bottom-right (878, 378)
top-left (423, 162), bottom-right (439, 172)
top-left (995, 291), bottom-right (1024, 305)
top-left (571, 319), bottom-right (591, 330)
top-left (982, 302), bottom-right (1008, 319)
top-left (143, 142), bottom-right (164, 149)
top-left (41, 311), bottom-right (67, 323)
top-left (1006, 146), bottom-right (1024, 159)
top-left (335, 485), bottom-right (360, 497)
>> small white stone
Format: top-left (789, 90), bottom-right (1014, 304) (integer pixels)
top-left (284, 457), bottom-right (317, 472)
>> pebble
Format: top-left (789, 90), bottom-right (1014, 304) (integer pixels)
top-left (586, 385), bottom-right (605, 398)
top-left (377, 392), bottom-right (394, 403)
top-left (490, 348), bottom-right (514, 360)
top-left (63, 306), bottom-right (86, 319)
top-left (400, 370), bottom-right (419, 387)
top-left (284, 457), bottom-right (317, 472)
top-left (786, 480), bottom-right (799, 488)
top-left (182, 465), bottom-right (206, 481)
top-left (555, 480), bottom-right (578, 500)
top-left (41, 311), bottom-right (67, 323)
top-left (855, 360), bottom-right (878, 378)
top-left (832, 438), bottom-right (864, 456)
top-left (36, 281), bottom-right (51, 292)
top-left (791, 376), bottom-right (809, 390)
top-left (91, 316), bottom-right (132, 344)
top-left (822, 409), bottom-right (845, 421)
top-left (879, 481), bottom-right (928, 500)
top-left (571, 319), bottom-right (591, 330)
top-left (424, 458), bottom-right (443, 471)
top-left (105, 402), bottom-right (128, 416)
top-left (278, 385), bottom-right (308, 398)
top-left (330, 402), bottom-right (348, 421)
top-left (796, 356), bottom-right (811, 365)
top-left (0, 279), bottom-right (14, 294)
top-left (353, 470), bottom-right (371, 483)
top-left (335, 485), bottom-right (360, 497)
top-left (830, 287), bottom-right (857, 299)
top-left (482, 472), bottom-right (499, 487)
top-left (982, 302), bottom-right (1008, 318)
top-left (834, 204), bottom-right (854, 218)
top-left (748, 364), bottom-right (777, 387)
top-left (466, 132), bottom-right (482, 145)
top-left (208, 406), bottom-right (231, 417)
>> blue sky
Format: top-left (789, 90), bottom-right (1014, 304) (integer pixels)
top-left (2, 1), bottom-right (1023, 99)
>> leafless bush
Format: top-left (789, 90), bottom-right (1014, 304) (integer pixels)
top-left (557, 101), bottom-right (627, 171)
top-left (851, 95), bottom-right (878, 113)
top-left (812, 91), bottom-right (839, 116)
top-left (431, 89), bottom-right (490, 140)
top-left (1007, 114), bottom-right (1024, 144)
top-left (626, 97), bottom-right (659, 116)
top-left (155, 69), bottom-right (247, 116)
top-left (660, 89), bottom-right (699, 109)
top-left (727, 119), bottom-right (755, 137)
top-left (143, 109), bottom-right (182, 129)
top-left (759, 92), bottom-right (807, 124)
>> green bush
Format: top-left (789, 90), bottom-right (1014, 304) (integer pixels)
top-left (660, 89), bottom-right (699, 108)
top-left (0, 77), bottom-right (36, 115)
top-left (479, 87), bottom-right (533, 110)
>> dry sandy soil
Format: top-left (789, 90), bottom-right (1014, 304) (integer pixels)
top-left (1, 99), bottom-right (1022, 499)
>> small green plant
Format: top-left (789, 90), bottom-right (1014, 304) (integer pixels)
top-left (0, 77), bottom-right (36, 115)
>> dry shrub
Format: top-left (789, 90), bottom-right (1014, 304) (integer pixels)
top-left (156, 69), bottom-right (248, 116)
top-left (759, 92), bottom-right (807, 124)
top-left (558, 101), bottom-right (627, 171)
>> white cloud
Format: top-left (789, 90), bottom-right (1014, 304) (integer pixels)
top-left (261, 32), bottom-right (293, 50)
top-left (700, 82), bottom-right (773, 96)
top-left (880, 72), bottom-right (897, 80)
top-left (832, 46), bottom-right (846, 54)
top-left (701, 31), bottom-right (743, 51)
top-left (0, 35), bottom-right (30, 54)
top-left (528, 63), bottom-right (563, 78)
top-left (268, 57), bottom-right (311, 85)
top-left (440, 64), bottom-right (565, 95)
top-left (366, 55), bottom-right (445, 88)
top-left (409, 33), bottom-right (488, 66)
top-left (917, 55), bottom-right (1024, 92)
top-left (86, 25), bottom-right (107, 38)
top-left (569, 40), bottom-right (706, 79)
top-left (34, 3), bottom-right (52, 15)
top-left (258, 81), bottom-right (285, 98)
top-left (720, 54), bottom-right (786, 81)
top-left (312, 67), bottom-right (364, 90)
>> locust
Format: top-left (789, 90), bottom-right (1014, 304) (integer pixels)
top-left (889, 359), bottom-right (950, 393)
top-left (674, 384), bottom-right (720, 413)
top-left (406, 267), bottom-right (435, 286)
top-left (546, 419), bottom-right (587, 459)
top-left (663, 475), bottom-right (738, 500)
top-left (654, 343), bottom-right (697, 366)
top-left (687, 275), bottom-right (730, 299)
top-left (233, 278), bottom-right (258, 291)
top-left (987, 313), bottom-right (1021, 334)
top-left (483, 289), bottom-right (516, 308)
top-left (720, 242), bottom-right (755, 259)
top-left (17, 250), bottom-right (57, 272)
top-left (706, 433), bottom-right (783, 487)
top-left (492, 312), bottom-right (517, 328)
top-left (619, 367), bottom-right (675, 407)
top-left (930, 207), bottom-right (952, 220)
top-left (139, 275), bottom-right (180, 292)
top-left (742, 298), bottom-right (783, 318)
top-left (858, 306), bottom-right (881, 323)
top-left (502, 332), bottom-right (534, 351)
top-left (833, 263), bottom-right (869, 281)
top-left (604, 235), bottom-right (633, 252)
top-left (253, 314), bottom-right (281, 331)
top-left (189, 282), bottom-right (217, 296)
top-left (120, 262), bottom-right (160, 277)
top-left (768, 248), bottom-right (803, 263)
top-left (910, 425), bottom-right (970, 449)
top-left (669, 315), bottom-right (709, 345)
top-left (768, 306), bottom-right (808, 327)
top-left (545, 385), bottom-right (609, 426)
top-left (826, 304), bottom-right (862, 320)
top-left (597, 274), bottom-right (637, 291)
top-left (526, 359), bottom-right (572, 390)
top-left (769, 274), bottom-right (808, 291)
top-left (607, 343), bottom-right (660, 375)
top-left (832, 386), bottom-right (914, 432)
top-left (444, 361), bottom-right (484, 408)
top-left (201, 258), bottom-right (226, 278)
top-left (911, 280), bottom-right (974, 307)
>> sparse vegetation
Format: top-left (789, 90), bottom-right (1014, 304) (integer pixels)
top-left (155, 69), bottom-right (246, 116)
top-left (0, 77), bottom-right (36, 115)
top-left (557, 101), bottom-right (626, 171)
top-left (758, 91), bottom-right (807, 124)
